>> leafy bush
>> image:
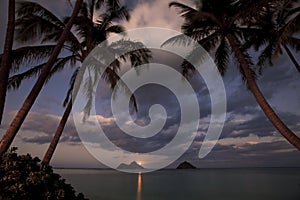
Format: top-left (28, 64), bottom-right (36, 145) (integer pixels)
top-left (0, 148), bottom-right (88, 200)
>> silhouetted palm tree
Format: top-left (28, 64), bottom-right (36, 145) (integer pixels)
top-left (0, 0), bottom-right (84, 155)
top-left (164, 0), bottom-right (300, 149)
top-left (41, 1), bottom-right (150, 165)
top-left (247, 1), bottom-right (300, 73)
top-left (2, 1), bottom-right (151, 164)
top-left (0, 0), bottom-right (15, 125)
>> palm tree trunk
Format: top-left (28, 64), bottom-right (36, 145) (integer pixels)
top-left (226, 34), bottom-right (300, 150)
top-left (42, 63), bottom-right (85, 165)
top-left (0, 0), bottom-right (15, 125)
top-left (0, 0), bottom-right (83, 155)
top-left (283, 44), bottom-right (300, 74)
top-left (42, 100), bottom-right (72, 165)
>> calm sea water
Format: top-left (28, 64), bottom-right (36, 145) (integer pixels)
top-left (55, 168), bottom-right (300, 200)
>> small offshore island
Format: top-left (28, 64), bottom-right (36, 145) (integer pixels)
top-left (116, 161), bottom-right (197, 170)
top-left (117, 161), bottom-right (145, 170)
top-left (176, 161), bottom-right (197, 169)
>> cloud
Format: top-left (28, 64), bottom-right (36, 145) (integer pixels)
top-left (172, 139), bottom-right (300, 168)
top-left (122, 0), bottom-right (188, 30)
top-left (1, 111), bottom-right (79, 145)
top-left (1, 0), bottom-right (300, 168)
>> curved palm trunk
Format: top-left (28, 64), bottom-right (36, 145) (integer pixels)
top-left (0, 0), bottom-right (83, 155)
top-left (41, 2), bottom-right (104, 164)
top-left (42, 100), bottom-right (72, 165)
top-left (42, 65), bottom-right (85, 165)
top-left (41, 0), bottom-right (111, 163)
top-left (283, 44), bottom-right (300, 74)
top-left (0, 0), bottom-right (15, 125)
top-left (226, 34), bottom-right (300, 150)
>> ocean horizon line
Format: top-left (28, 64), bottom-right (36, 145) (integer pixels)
top-left (53, 166), bottom-right (300, 170)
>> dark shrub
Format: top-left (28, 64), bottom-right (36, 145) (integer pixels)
top-left (0, 147), bottom-right (88, 200)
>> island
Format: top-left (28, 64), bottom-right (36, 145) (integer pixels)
top-left (117, 161), bottom-right (145, 170)
top-left (176, 161), bottom-right (197, 169)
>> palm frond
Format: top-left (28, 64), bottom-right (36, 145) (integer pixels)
top-left (231, 0), bottom-right (277, 23)
top-left (105, 0), bottom-right (122, 12)
top-left (16, 2), bottom-right (81, 50)
top-left (102, 67), bottom-right (138, 112)
top-left (101, 66), bottom-right (119, 89)
top-left (234, 51), bottom-right (256, 84)
top-left (181, 60), bottom-right (196, 79)
top-left (15, 14), bottom-right (63, 43)
top-left (257, 41), bottom-right (276, 68)
top-left (15, 20), bottom-right (82, 55)
top-left (215, 38), bottom-right (230, 76)
top-left (286, 36), bottom-right (300, 51)
top-left (109, 39), bottom-right (152, 68)
top-left (97, 6), bottom-right (130, 32)
top-left (46, 55), bottom-right (78, 83)
top-left (9, 45), bottom-right (56, 72)
top-left (105, 25), bottom-right (125, 34)
top-left (111, 6), bottom-right (130, 21)
top-left (282, 12), bottom-right (300, 35)
top-left (17, 1), bottom-right (65, 28)
top-left (7, 55), bottom-right (77, 91)
top-left (239, 27), bottom-right (269, 51)
top-left (7, 62), bottom-right (46, 91)
top-left (197, 31), bottom-right (221, 51)
top-left (161, 34), bottom-right (194, 47)
top-left (285, 5), bottom-right (300, 20)
top-left (182, 45), bottom-right (210, 78)
top-left (95, 0), bottom-right (104, 9)
top-left (16, 1), bottom-right (66, 42)
top-left (81, 39), bottom-right (152, 119)
top-left (64, 67), bottom-right (80, 107)
top-left (82, 70), bottom-right (94, 122)
top-left (169, 2), bottom-right (198, 19)
top-left (80, 2), bottom-right (90, 19)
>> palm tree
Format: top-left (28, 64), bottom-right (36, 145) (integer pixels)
top-left (42, 1), bottom-right (150, 166)
top-left (164, 0), bottom-right (300, 149)
top-left (247, 1), bottom-right (300, 73)
top-left (5, 1), bottom-right (151, 164)
top-left (0, 0), bottom-right (84, 155)
top-left (0, 0), bottom-right (15, 125)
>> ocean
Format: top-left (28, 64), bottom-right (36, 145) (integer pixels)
top-left (55, 168), bottom-right (300, 200)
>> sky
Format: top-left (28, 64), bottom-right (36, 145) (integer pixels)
top-left (0, 0), bottom-right (300, 169)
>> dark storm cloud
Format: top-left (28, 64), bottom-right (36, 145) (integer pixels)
top-left (95, 49), bottom-right (211, 122)
top-left (100, 119), bottom-right (179, 153)
top-left (87, 50), bottom-right (211, 153)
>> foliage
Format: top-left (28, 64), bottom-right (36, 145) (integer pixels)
top-left (10, 1), bottom-right (151, 114)
top-left (0, 148), bottom-right (88, 200)
top-left (165, 0), bottom-right (300, 76)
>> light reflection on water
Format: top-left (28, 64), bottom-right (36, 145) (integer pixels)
top-left (55, 168), bottom-right (300, 200)
top-left (137, 172), bottom-right (142, 200)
